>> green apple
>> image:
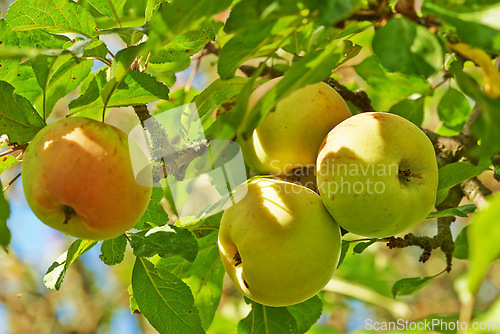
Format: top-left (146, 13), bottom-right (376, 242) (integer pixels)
top-left (240, 77), bottom-right (352, 177)
top-left (316, 112), bottom-right (438, 238)
top-left (218, 177), bottom-right (342, 307)
top-left (22, 117), bottom-right (152, 240)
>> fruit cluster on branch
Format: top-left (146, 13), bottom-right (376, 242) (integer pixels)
top-left (127, 51), bottom-right (493, 273)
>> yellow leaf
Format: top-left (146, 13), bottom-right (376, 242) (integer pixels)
top-left (450, 42), bottom-right (500, 98)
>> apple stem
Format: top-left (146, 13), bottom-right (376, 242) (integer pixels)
top-left (62, 205), bottom-right (77, 225)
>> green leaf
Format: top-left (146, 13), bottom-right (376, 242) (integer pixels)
top-left (145, 0), bottom-right (162, 22)
top-left (69, 70), bottom-right (169, 114)
top-left (0, 19), bottom-right (31, 99)
top-left (31, 52), bottom-right (93, 118)
top-left (218, 72), bottom-right (260, 134)
top-left (131, 257), bottom-right (204, 334)
top-left (0, 186), bottom-right (11, 253)
top-left (136, 187), bottom-right (169, 229)
top-left (426, 204), bottom-right (477, 219)
top-left (174, 211), bottom-right (222, 233)
top-left (308, 0), bottom-right (355, 26)
top-left (0, 39), bottom-right (107, 61)
top-left (128, 284), bottom-right (139, 314)
top-left (106, 26), bottom-right (147, 46)
top-left (151, 88), bottom-right (200, 118)
top-left (436, 162), bottom-right (490, 205)
top-left (218, 16), bottom-right (297, 80)
top-left (87, 0), bottom-right (127, 22)
top-left (466, 193), bottom-right (500, 295)
top-left (389, 96), bottom-right (426, 126)
top-left (110, 45), bottom-right (142, 83)
top-left (130, 225), bottom-right (198, 261)
top-left (337, 40), bottom-right (362, 66)
top-left (0, 40), bottom-right (104, 114)
top-left (146, 23), bottom-right (216, 85)
top-left (123, 1), bottom-right (148, 21)
top-left (30, 56), bottom-right (50, 94)
top-left (237, 304), bottom-right (294, 334)
top-left (223, 0), bottom-right (259, 33)
top-left (100, 45), bottom-right (144, 108)
top-left (76, 39), bottom-right (109, 59)
top-left (224, 0), bottom-right (302, 33)
top-left (281, 22), bottom-right (314, 55)
top-left (391, 276), bottom-right (434, 297)
top-left (147, 0), bottom-right (232, 49)
top-left (335, 20), bottom-right (373, 40)
top-left (353, 239), bottom-right (377, 254)
top-left (99, 235), bottom-right (128, 266)
top-left (0, 81), bottom-right (45, 145)
top-left (193, 77), bottom-right (249, 120)
top-left (20, 31), bottom-right (71, 49)
top-left (149, 24), bottom-right (216, 64)
top-left (354, 56), bottom-right (430, 111)
top-left (337, 240), bottom-right (350, 268)
top-left (238, 296), bottom-right (323, 334)
top-left (354, 55), bottom-right (386, 78)
top-left (156, 233), bottom-right (225, 330)
top-left (449, 61), bottom-right (500, 158)
top-left (372, 16), bottom-right (443, 78)
top-left (0, 155), bottom-right (20, 175)
top-left (422, 1), bottom-right (500, 53)
top-left (453, 226), bottom-right (469, 260)
top-left (6, 0), bottom-right (97, 38)
top-left (68, 70), bottom-right (104, 113)
top-left (0, 58), bottom-right (39, 101)
top-left (100, 45), bottom-right (143, 112)
top-left (0, 18), bottom-right (19, 47)
top-left (2, 14), bottom-right (70, 49)
top-left (44, 239), bottom-right (98, 290)
top-left (437, 87), bottom-right (472, 131)
top-left (448, 59), bottom-right (488, 103)
top-left (286, 296), bottom-right (323, 333)
top-left (148, 57), bottom-right (191, 87)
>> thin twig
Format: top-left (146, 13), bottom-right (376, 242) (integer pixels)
top-left (184, 53), bottom-right (202, 93)
top-left (82, 56), bottom-right (112, 67)
top-left (0, 148), bottom-right (17, 158)
top-left (2, 172), bottom-right (21, 192)
top-left (326, 78), bottom-right (376, 113)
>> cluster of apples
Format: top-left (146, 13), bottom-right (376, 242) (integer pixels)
top-left (19, 76), bottom-right (438, 308)
top-left (218, 77), bottom-right (439, 306)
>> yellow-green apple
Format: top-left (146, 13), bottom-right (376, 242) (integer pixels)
top-left (218, 177), bottom-right (342, 307)
top-left (22, 117), bottom-right (152, 240)
top-left (316, 112), bottom-right (438, 238)
top-left (239, 77), bottom-right (352, 177)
